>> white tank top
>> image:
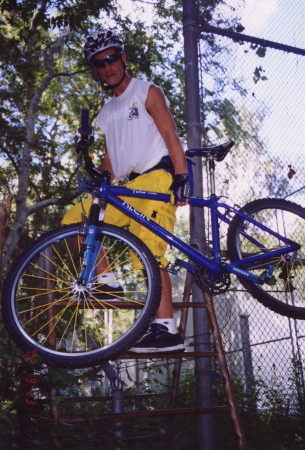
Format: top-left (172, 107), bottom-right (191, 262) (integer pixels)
top-left (97, 78), bottom-right (169, 180)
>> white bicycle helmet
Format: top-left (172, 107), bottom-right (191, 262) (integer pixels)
top-left (84, 29), bottom-right (124, 61)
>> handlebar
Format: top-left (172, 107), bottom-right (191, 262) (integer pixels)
top-left (76, 109), bottom-right (105, 180)
top-left (78, 108), bottom-right (92, 136)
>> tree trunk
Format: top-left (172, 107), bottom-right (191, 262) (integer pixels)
top-left (0, 196), bottom-right (13, 273)
top-left (1, 31), bottom-right (70, 273)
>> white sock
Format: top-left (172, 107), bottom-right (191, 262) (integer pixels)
top-left (153, 318), bottom-right (178, 334)
top-left (97, 272), bottom-right (120, 288)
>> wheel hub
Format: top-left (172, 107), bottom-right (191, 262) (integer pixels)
top-left (70, 281), bottom-right (92, 300)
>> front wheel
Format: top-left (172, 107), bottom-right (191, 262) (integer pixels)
top-left (2, 224), bottom-right (161, 368)
top-left (227, 198), bottom-right (305, 319)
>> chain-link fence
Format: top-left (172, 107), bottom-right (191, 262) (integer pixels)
top-left (191, 0), bottom-right (305, 413)
top-left (112, 3), bottom-right (305, 416)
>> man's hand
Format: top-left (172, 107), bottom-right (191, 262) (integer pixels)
top-left (170, 173), bottom-right (190, 205)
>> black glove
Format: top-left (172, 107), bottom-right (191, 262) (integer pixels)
top-left (170, 173), bottom-right (190, 204)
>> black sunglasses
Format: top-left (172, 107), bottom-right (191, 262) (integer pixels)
top-left (92, 53), bottom-right (121, 69)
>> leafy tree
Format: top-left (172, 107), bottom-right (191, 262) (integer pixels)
top-left (0, 0), bottom-right (189, 276)
top-left (0, 0), bottom-right (115, 273)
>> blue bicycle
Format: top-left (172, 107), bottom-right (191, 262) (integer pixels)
top-left (3, 110), bottom-right (305, 368)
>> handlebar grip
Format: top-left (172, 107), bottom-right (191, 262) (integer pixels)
top-left (76, 108), bottom-right (103, 179)
top-left (78, 108), bottom-right (92, 136)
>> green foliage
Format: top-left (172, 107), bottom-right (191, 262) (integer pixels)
top-left (1, 348), bottom-right (305, 448)
top-left (253, 65), bottom-right (268, 84)
top-left (212, 364), bottom-right (305, 449)
top-left (256, 46), bottom-right (267, 58)
top-left (0, 0), bottom-right (113, 30)
top-left (0, 333), bottom-right (112, 447)
top-left (0, 0), bottom-right (189, 274)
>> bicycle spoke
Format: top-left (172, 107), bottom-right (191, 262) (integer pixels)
top-left (228, 199), bottom-right (305, 318)
top-left (3, 224), bottom-right (161, 367)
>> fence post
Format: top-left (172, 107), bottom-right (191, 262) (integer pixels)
top-left (240, 315), bottom-right (256, 411)
top-left (183, 1), bottom-right (215, 448)
top-left (102, 362), bottom-right (125, 449)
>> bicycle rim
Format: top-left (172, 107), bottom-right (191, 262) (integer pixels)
top-left (3, 224), bottom-right (161, 367)
top-left (227, 198), bottom-right (305, 319)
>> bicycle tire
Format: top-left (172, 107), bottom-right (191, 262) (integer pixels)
top-left (2, 223), bottom-right (162, 368)
top-left (227, 198), bottom-right (305, 319)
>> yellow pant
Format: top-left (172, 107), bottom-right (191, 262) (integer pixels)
top-left (61, 170), bottom-right (176, 268)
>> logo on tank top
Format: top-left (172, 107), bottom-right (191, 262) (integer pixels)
top-left (128, 103), bottom-right (139, 120)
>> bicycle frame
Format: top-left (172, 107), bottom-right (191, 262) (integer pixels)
top-left (79, 176), bottom-right (300, 285)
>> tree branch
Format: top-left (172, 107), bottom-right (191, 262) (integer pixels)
top-left (29, 31), bottom-right (71, 112)
top-left (54, 69), bottom-right (88, 77)
top-left (1, 149), bottom-right (19, 174)
top-left (27, 190), bottom-right (80, 215)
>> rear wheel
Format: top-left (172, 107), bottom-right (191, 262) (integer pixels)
top-left (227, 198), bottom-right (305, 319)
top-left (2, 224), bottom-right (161, 368)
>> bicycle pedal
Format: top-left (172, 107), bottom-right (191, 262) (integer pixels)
top-left (166, 262), bottom-right (180, 274)
top-left (167, 258), bottom-right (193, 274)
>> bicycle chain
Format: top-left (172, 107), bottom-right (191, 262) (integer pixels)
top-left (194, 267), bottom-right (231, 295)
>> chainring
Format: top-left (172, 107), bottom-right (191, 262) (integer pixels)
top-left (194, 267), bottom-right (231, 295)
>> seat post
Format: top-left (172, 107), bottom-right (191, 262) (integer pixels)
top-left (208, 157), bottom-right (216, 196)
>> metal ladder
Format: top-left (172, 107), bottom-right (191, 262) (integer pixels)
top-left (52, 273), bottom-right (248, 449)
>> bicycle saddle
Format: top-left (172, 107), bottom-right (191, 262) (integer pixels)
top-left (186, 141), bottom-right (234, 162)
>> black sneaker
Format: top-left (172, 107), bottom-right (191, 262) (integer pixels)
top-left (92, 283), bottom-right (124, 300)
top-left (128, 323), bottom-right (185, 353)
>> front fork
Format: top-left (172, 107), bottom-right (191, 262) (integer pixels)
top-left (77, 198), bottom-right (103, 285)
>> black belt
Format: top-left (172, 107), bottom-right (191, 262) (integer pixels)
top-left (128, 156), bottom-right (174, 181)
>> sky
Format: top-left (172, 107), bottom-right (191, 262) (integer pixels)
top-left (236, 0), bottom-right (305, 159)
top-left (240, 0), bottom-right (304, 47)
top-left (240, 0), bottom-right (278, 35)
